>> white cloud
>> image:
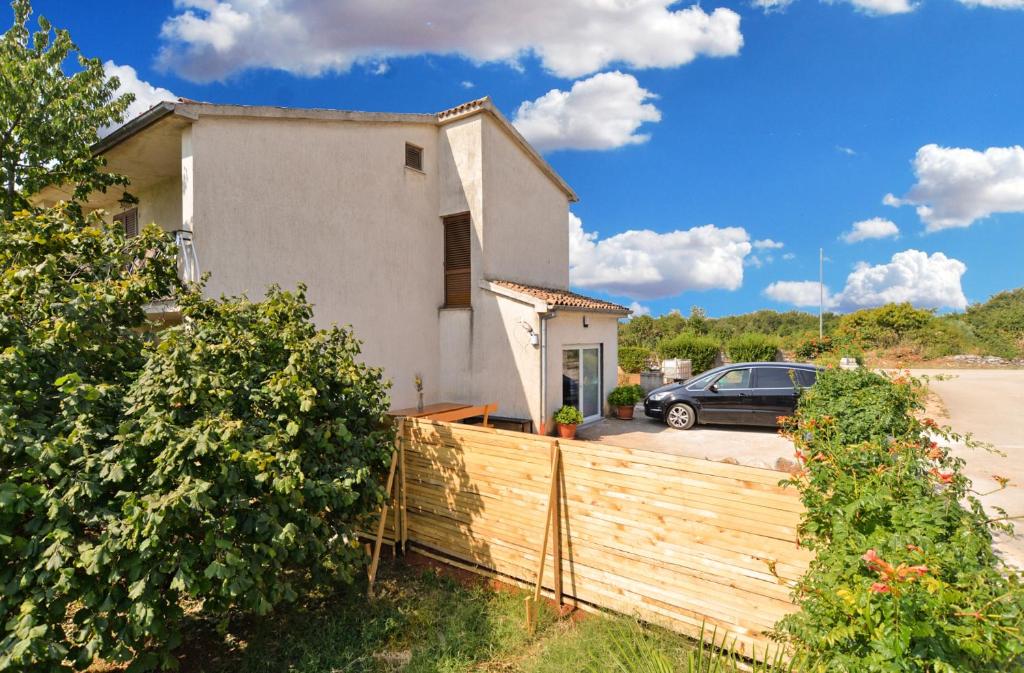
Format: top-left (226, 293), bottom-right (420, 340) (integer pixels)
top-left (836, 145), bottom-right (857, 156)
top-left (846, 0), bottom-right (917, 14)
top-left (838, 250), bottom-right (967, 310)
top-left (755, 0), bottom-right (913, 12)
top-left (958, 0), bottom-right (1024, 7)
top-left (782, 252), bottom-right (796, 260)
top-left (513, 72), bottom-right (661, 152)
top-left (460, 80), bottom-right (475, 89)
top-left (765, 249), bottom-right (967, 312)
top-left (569, 213), bottom-right (752, 300)
top-left (841, 217), bottom-right (900, 243)
top-left (753, 238), bottom-right (784, 250)
top-left (628, 302), bottom-right (651, 317)
top-left (764, 281), bottom-right (831, 308)
top-left (752, 0), bottom-right (796, 12)
top-left (157, 0), bottom-right (743, 83)
top-left (101, 61), bottom-right (177, 137)
top-left (885, 144), bottom-right (1024, 231)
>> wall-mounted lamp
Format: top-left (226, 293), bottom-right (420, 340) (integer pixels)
top-left (583, 315), bottom-right (590, 328)
top-left (520, 320), bottom-right (540, 347)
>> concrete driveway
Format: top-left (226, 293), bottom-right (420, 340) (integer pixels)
top-left (576, 412), bottom-right (796, 471)
top-left (913, 368), bottom-right (1024, 567)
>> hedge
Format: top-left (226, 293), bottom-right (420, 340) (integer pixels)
top-left (618, 346), bottom-right (651, 374)
top-left (724, 332), bottom-right (779, 363)
top-left (656, 333), bottom-right (719, 374)
top-left (777, 368), bottom-right (1024, 671)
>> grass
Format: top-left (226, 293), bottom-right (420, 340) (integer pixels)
top-left (162, 559), bottom-right (789, 673)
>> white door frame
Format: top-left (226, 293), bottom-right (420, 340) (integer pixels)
top-left (562, 344), bottom-right (603, 423)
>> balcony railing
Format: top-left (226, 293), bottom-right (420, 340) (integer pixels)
top-left (173, 229), bottom-right (200, 284)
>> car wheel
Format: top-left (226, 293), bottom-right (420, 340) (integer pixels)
top-left (665, 403), bottom-right (696, 430)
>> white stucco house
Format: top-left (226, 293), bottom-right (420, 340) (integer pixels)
top-left (35, 97), bottom-right (628, 433)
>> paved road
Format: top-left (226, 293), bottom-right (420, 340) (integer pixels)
top-left (913, 368), bottom-right (1024, 567)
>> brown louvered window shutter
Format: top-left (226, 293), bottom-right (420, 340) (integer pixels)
top-left (405, 143), bottom-right (423, 171)
top-left (113, 207), bottom-right (139, 237)
top-left (443, 212), bottom-right (471, 307)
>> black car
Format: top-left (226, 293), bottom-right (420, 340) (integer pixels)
top-left (643, 362), bottom-right (820, 430)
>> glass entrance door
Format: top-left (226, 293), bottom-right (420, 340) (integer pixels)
top-left (562, 346), bottom-right (602, 422)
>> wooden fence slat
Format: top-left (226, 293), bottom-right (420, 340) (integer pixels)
top-left (397, 417), bottom-right (809, 661)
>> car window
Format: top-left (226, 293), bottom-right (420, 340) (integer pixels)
top-left (714, 368), bottom-right (751, 390)
top-left (796, 369), bottom-right (817, 387)
top-left (755, 367), bottom-right (795, 389)
top-left (685, 371), bottom-right (718, 390)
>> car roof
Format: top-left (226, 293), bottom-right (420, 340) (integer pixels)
top-left (729, 361), bottom-right (819, 368)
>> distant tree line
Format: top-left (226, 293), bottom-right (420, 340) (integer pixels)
top-left (618, 292), bottom-right (1024, 373)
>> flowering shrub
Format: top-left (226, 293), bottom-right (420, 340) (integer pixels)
top-left (776, 368), bottom-right (1024, 671)
top-left (793, 334), bottom-right (834, 360)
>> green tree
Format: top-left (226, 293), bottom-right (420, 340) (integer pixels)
top-left (0, 208), bottom-right (394, 670)
top-left (0, 0), bottom-right (133, 218)
top-left (687, 306), bottom-right (709, 336)
top-left (0, 206), bottom-right (178, 671)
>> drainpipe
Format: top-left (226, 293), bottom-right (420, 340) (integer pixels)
top-left (539, 310), bottom-right (554, 435)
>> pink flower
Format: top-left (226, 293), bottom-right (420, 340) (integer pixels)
top-left (870, 582), bottom-right (891, 594)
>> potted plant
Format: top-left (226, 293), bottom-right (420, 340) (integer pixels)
top-left (554, 405), bottom-right (585, 439)
top-left (607, 384), bottom-right (644, 420)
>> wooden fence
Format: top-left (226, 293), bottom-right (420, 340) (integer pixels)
top-left (396, 416), bottom-right (811, 660)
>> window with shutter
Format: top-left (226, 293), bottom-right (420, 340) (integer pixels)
top-left (443, 212), bottom-right (471, 308)
top-left (113, 207), bottom-right (139, 237)
top-left (405, 143), bottom-right (423, 171)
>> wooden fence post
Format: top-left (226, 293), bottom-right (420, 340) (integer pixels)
top-left (526, 440), bottom-right (561, 632)
top-left (367, 440), bottom-right (400, 597)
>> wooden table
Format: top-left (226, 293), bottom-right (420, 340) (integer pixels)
top-left (388, 402), bottom-right (471, 418)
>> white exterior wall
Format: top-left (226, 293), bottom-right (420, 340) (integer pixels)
top-left (190, 115), bottom-right (443, 409)
top-left (545, 312), bottom-right (620, 429)
top-left (437, 116), bottom-right (484, 406)
top-left (127, 108), bottom-right (614, 429)
top-left (481, 116), bottom-right (570, 289)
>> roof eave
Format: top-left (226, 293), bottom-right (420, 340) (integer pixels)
top-left (91, 101), bottom-right (185, 156)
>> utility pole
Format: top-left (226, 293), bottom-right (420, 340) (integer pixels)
top-left (819, 247), bottom-right (824, 339)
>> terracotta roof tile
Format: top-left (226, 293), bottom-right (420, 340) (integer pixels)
top-left (491, 280), bottom-right (630, 314)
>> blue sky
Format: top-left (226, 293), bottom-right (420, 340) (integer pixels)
top-left (34, 0), bottom-right (1024, 317)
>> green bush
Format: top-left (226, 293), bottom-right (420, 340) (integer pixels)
top-left (618, 346), bottom-right (651, 374)
top-left (105, 286), bottom-right (394, 667)
top-left (554, 405), bottom-right (584, 426)
top-left (725, 333), bottom-right (780, 363)
top-left (794, 367), bottom-right (917, 444)
top-left (0, 207), bottom-right (179, 671)
top-left (0, 207), bottom-right (394, 671)
top-left (656, 334), bottom-right (720, 374)
top-left (908, 318), bottom-right (975, 359)
top-left (608, 385), bottom-right (644, 407)
top-left (777, 369), bottom-right (1024, 671)
top-left (793, 334), bottom-right (834, 360)
top-left (835, 303), bottom-right (935, 349)
top-left (964, 288), bottom-right (1024, 359)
